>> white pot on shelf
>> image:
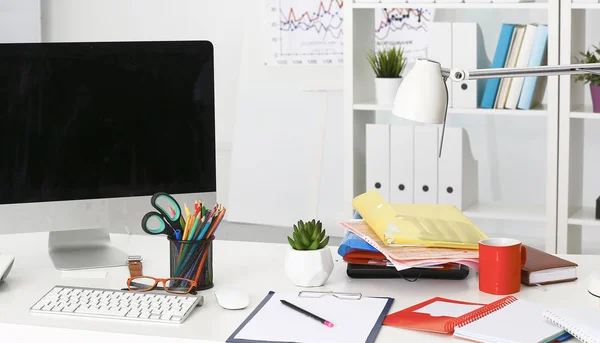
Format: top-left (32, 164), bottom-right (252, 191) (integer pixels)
top-left (375, 77), bottom-right (402, 105)
top-left (284, 246), bottom-right (334, 287)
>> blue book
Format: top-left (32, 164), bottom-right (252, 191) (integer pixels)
top-left (480, 24), bottom-right (515, 109)
top-left (517, 25), bottom-right (549, 110)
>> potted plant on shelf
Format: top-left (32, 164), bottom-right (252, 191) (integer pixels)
top-left (575, 44), bottom-right (600, 113)
top-left (367, 46), bottom-right (406, 105)
top-left (285, 219), bottom-right (333, 287)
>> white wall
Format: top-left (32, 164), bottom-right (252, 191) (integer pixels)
top-left (0, 0), bottom-right (41, 42)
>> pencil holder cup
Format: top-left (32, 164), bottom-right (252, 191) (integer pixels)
top-left (169, 236), bottom-right (214, 291)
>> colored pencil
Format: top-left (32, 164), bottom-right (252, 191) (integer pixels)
top-left (184, 203), bottom-right (191, 218)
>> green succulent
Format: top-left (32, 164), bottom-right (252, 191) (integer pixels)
top-left (574, 45), bottom-right (600, 86)
top-left (367, 46), bottom-right (406, 78)
top-left (287, 219), bottom-right (330, 251)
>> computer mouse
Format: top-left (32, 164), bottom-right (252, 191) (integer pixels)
top-left (214, 289), bottom-right (250, 310)
top-left (0, 254), bottom-right (15, 283)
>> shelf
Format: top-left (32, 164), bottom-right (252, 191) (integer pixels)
top-left (352, 1), bottom-right (548, 9)
top-left (571, 2), bottom-right (600, 9)
top-left (568, 207), bottom-right (600, 227)
top-left (463, 202), bottom-right (547, 222)
top-left (570, 105), bottom-right (600, 119)
top-left (353, 101), bottom-right (548, 117)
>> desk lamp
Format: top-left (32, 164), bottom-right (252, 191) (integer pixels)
top-left (392, 59), bottom-right (600, 152)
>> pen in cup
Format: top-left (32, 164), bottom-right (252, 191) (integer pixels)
top-left (280, 300), bottom-right (334, 328)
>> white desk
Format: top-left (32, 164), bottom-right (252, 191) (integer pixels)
top-left (0, 232), bottom-right (598, 342)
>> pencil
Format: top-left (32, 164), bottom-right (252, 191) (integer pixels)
top-left (184, 203), bottom-right (191, 218)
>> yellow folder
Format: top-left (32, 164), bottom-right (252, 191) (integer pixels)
top-left (352, 190), bottom-right (487, 249)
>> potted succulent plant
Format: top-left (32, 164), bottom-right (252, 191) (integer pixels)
top-left (284, 219), bottom-right (333, 287)
top-left (575, 45), bottom-right (600, 113)
top-left (367, 46), bottom-right (406, 105)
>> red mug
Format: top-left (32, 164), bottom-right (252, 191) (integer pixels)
top-left (479, 238), bottom-right (527, 295)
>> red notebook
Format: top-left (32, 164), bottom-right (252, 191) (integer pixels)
top-left (383, 296), bottom-right (515, 334)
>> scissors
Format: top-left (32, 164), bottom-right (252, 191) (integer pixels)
top-left (141, 192), bottom-right (183, 240)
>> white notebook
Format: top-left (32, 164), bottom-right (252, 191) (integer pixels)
top-left (543, 308), bottom-right (600, 343)
top-left (453, 298), bottom-right (565, 343)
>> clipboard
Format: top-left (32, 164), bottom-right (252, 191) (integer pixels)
top-left (227, 291), bottom-right (394, 343)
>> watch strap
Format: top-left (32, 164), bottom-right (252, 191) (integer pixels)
top-left (127, 255), bottom-right (143, 277)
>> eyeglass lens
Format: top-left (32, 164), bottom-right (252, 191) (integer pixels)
top-left (129, 277), bottom-right (194, 293)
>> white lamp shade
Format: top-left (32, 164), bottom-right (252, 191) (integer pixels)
top-left (391, 59), bottom-right (448, 124)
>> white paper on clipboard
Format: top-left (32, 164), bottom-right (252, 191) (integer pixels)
top-left (230, 292), bottom-right (393, 343)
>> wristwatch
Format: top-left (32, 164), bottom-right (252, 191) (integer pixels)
top-left (127, 255), bottom-right (143, 277)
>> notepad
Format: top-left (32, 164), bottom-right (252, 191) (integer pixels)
top-left (228, 291), bottom-right (393, 343)
top-left (453, 298), bottom-right (565, 343)
top-left (543, 307), bottom-right (600, 343)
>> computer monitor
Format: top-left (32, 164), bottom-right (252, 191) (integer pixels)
top-left (0, 41), bottom-right (216, 270)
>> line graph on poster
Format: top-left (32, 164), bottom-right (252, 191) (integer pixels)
top-left (267, 0), bottom-right (344, 66)
top-left (375, 8), bottom-right (435, 61)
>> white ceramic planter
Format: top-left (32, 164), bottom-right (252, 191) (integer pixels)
top-left (375, 77), bottom-right (402, 105)
top-left (284, 247), bottom-right (334, 287)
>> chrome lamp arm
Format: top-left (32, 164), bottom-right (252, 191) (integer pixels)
top-left (449, 63), bottom-right (600, 81)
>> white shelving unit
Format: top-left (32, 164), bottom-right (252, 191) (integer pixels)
top-left (559, 1), bottom-right (600, 253)
top-left (344, 1), bottom-right (560, 252)
top-left (354, 102), bottom-right (549, 117)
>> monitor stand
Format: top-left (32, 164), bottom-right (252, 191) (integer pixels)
top-left (48, 229), bottom-right (127, 270)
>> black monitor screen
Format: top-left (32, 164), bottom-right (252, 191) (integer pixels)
top-left (0, 41), bottom-right (216, 204)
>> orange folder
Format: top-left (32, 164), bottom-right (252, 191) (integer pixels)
top-left (383, 297), bottom-right (485, 334)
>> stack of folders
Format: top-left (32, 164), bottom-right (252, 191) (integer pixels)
top-left (481, 23), bottom-right (549, 110)
top-left (337, 190), bottom-right (486, 279)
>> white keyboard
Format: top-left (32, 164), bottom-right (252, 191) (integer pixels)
top-left (30, 286), bottom-right (202, 324)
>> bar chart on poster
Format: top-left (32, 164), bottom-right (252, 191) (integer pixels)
top-left (267, 0), bottom-right (345, 66)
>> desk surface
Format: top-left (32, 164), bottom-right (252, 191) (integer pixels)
top-left (0, 232), bottom-right (597, 342)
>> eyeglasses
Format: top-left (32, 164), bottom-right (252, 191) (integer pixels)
top-left (126, 276), bottom-right (197, 295)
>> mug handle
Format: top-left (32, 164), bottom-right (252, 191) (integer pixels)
top-left (520, 245), bottom-right (527, 267)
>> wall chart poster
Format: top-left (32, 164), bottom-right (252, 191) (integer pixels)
top-left (266, 0), bottom-right (435, 66)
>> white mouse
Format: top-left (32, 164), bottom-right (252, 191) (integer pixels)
top-left (0, 254), bottom-right (15, 283)
top-left (214, 289), bottom-right (250, 310)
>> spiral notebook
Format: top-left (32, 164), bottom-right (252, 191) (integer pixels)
top-left (543, 308), bottom-right (600, 343)
top-left (385, 296), bottom-right (565, 343)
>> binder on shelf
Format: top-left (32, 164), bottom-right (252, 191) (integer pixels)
top-left (390, 125), bottom-right (414, 204)
top-left (505, 24), bottom-right (538, 109)
top-left (438, 128), bottom-right (478, 211)
top-left (414, 126), bottom-right (439, 204)
top-left (452, 23), bottom-right (478, 109)
top-left (366, 124), bottom-right (390, 202)
top-left (428, 22), bottom-right (453, 108)
top-left (481, 24), bottom-right (516, 109)
top-left (517, 25), bottom-right (548, 110)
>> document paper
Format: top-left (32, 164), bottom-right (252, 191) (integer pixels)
top-left (233, 292), bottom-right (390, 343)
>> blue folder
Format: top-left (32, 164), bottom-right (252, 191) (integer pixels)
top-left (481, 24), bottom-right (515, 108)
